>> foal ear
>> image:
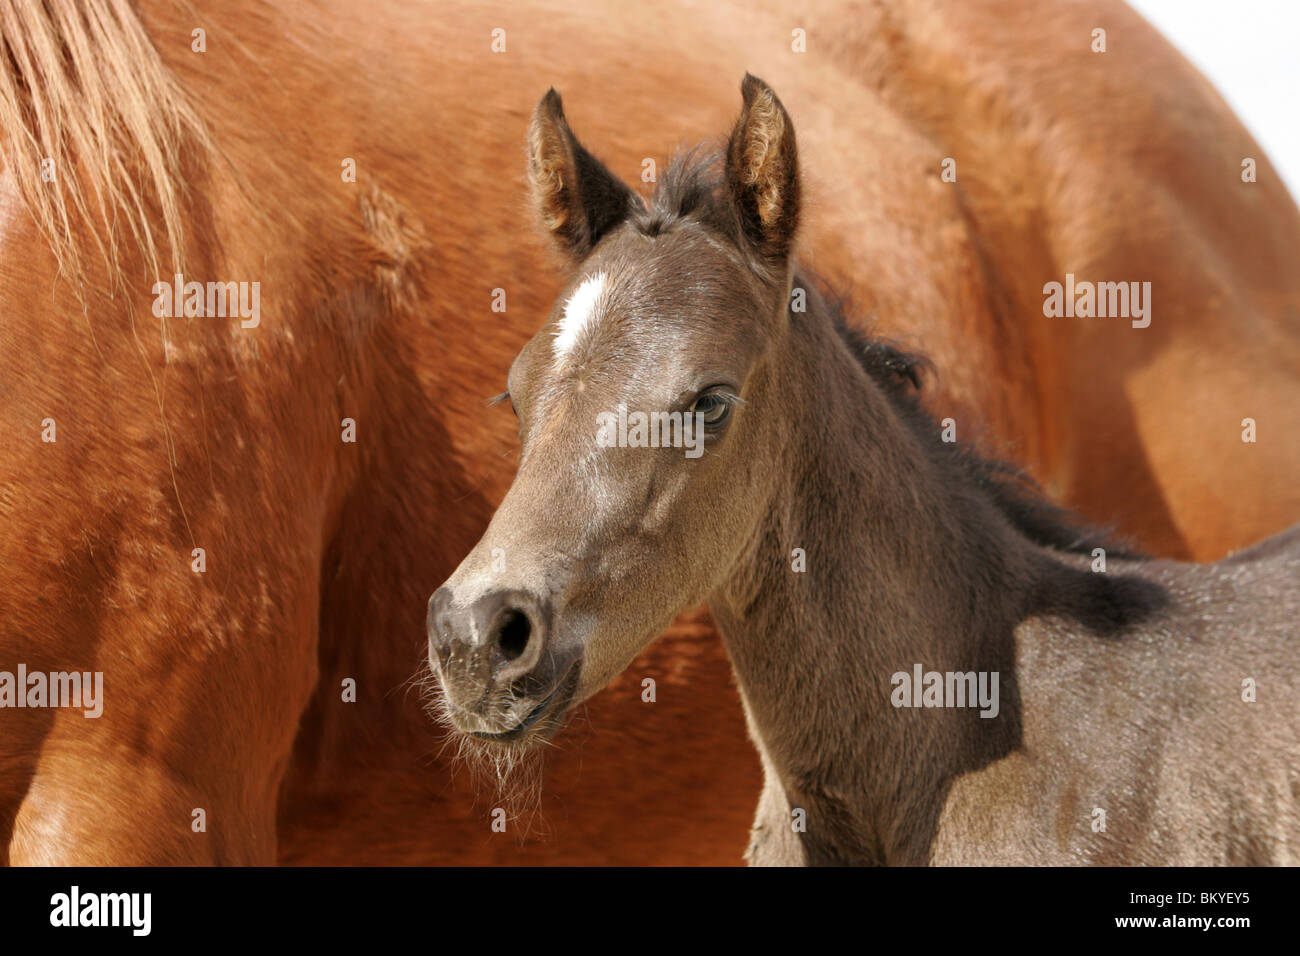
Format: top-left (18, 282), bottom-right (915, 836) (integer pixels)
top-left (725, 74), bottom-right (800, 264)
top-left (527, 88), bottom-right (637, 260)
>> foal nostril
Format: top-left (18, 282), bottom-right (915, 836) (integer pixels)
top-left (494, 609), bottom-right (532, 662)
top-left (474, 589), bottom-right (550, 676)
top-left (431, 587), bottom-right (550, 678)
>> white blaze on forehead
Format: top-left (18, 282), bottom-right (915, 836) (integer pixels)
top-left (553, 272), bottom-right (606, 361)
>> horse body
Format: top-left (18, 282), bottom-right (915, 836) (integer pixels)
top-left (736, 528), bottom-right (1300, 865)
top-left (709, 276), bottom-right (1300, 866)
top-left (723, 351), bottom-right (1300, 865)
top-left (936, 537), bottom-right (1300, 866)
top-left (3, 0), bottom-right (1299, 864)
top-left (812, 0), bottom-right (1300, 558)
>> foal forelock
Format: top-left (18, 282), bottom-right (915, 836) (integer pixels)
top-left (0, 0), bottom-right (213, 285)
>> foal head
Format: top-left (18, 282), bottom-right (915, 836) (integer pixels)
top-left (428, 75), bottom-right (806, 746)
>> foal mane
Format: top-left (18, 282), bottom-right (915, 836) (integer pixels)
top-left (0, 0), bottom-right (212, 286)
top-left (646, 149), bottom-right (1135, 561)
top-left (821, 292), bottom-right (1136, 560)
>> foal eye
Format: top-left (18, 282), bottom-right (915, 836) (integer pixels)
top-left (690, 392), bottom-right (733, 427)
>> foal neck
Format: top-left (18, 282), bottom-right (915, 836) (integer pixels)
top-left (709, 296), bottom-right (1043, 864)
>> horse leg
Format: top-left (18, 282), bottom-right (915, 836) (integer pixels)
top-left (744, 766), bottom-right (807, 866)
top-left (6, 546), bottom-right (321, 865)
top-left (740, 707), bottom-right (808, 868)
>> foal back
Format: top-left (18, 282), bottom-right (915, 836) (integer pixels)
top-left (934, 527), bottom-right (1300, 865)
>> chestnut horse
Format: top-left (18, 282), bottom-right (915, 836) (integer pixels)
top-left (430, 75), bottom-right (1300, 863)
top-left (1, 0), bottom-right (1297, 864)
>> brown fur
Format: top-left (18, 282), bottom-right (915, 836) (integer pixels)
top-left (2, 0), bottom-right (1298, 865)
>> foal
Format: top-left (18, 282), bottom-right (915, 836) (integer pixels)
top-left (429, 76), bottom-right (1300, 865)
